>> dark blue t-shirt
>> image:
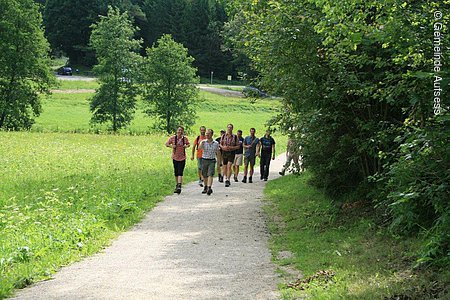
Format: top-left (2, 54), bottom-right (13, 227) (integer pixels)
top-left (260, 136), bottom-right (275, 153)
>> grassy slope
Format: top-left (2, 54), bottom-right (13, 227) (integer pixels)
top-left (264, 174), bottom-right (449, 299)
top-left (0, 83), bottom-right (286, 298)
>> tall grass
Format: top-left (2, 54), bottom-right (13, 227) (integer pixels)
top-left (264, 174), bottom-right (450, 299)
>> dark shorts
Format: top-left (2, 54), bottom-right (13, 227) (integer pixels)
top-left (222, 151), bottom-right (235, 165)
top-left (173, 159), bottom-right (186, 177)
top-left (202, 158), bottom-right (216, 178)
top-left (244, 156), bottom-right (256, 167)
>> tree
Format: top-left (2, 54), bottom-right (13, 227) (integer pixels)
top-left (229, 0), bottom-right (449, 266)
top-left (89, 6), bottom-right (142, 132)
top-left (142, 34), bottom-right (199, 133)
top-left (44, 0), bottom-right (101, 65)
top-left (0, 0), bottom-right (55, 130)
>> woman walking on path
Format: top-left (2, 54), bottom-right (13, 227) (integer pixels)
top-left (165, 126), bottom-right (190, 194)
top-left (199, 129), bottom-right (220, 195)
top-left (259, 130), bottom-right (276, 181)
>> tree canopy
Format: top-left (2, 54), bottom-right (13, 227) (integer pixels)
top-left (0, 0), bottom-right (55, 130)
top-left (89, 6), bottom-right (142, 132)
top-left (142, 34), bottom-right (199, 133)
top-left (228, 0), bottom-right (449, 266)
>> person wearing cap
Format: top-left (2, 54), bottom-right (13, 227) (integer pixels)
top-left (220, 123), bottom-right (240, 187)
top-left (215, 129), bottom-right (225, 182)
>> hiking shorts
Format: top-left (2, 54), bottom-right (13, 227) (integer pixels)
top-left (201, 158), bottom-right (216, 178)
top-left (222, 151), bottom-right (235, 165)
top-left (173, 159), bottom-right (186, 177)
top-left (233, 154), bottom-right (243, 166)
top-left (197, 157), bottom-right (203, 170)
top-left (244, 156), bottom-right (256, 167)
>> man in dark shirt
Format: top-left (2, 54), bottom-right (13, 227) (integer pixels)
top-left (258, 130), bottom-right (275, 181)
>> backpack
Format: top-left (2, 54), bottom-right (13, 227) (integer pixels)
top-left (174, 135), bottom-right (186, 155)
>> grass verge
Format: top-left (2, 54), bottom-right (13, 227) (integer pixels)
top-left (264, 173), bottom-right (449, 299)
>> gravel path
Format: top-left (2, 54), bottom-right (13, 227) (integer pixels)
top-left (12, 157), bottom-right (285, 300)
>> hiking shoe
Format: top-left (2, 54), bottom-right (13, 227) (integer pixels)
top-left (202, 186), bottom-right (208, 194)
top-left (260, 175), bottom-right (263, 180)
top-left (234, 176), bottom-right (238, 182)
top-left (199, 179), bottom-right (204, 187)
top-left (279, 171), bottom-right (285, 176)
top-left (225, 180), bottom-right (230, 187)
top-left (242, 176), bottom-right (247, 183)
top-left (264, 178), bottom-right (268, 181)
top-left (249, 177), bottom-right (253, 183)
top-left (218, 174), bottom-right (224, 183)
top-left (207, 187), bottom-right (213, 195)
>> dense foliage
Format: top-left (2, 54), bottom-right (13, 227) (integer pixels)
top-left (142, 34), bottom-right (199, 133)
top-left (42, 0), bottom-right (243, 79)
top-left (89, 6), bottom-right (142, 132)
top-left (228, 0), bottom-right (449, 266)
top-left (0, 0), bottom-right (55, 130)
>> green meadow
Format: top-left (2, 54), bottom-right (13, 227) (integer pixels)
top-left (0, 80), bottom-right (285, 298)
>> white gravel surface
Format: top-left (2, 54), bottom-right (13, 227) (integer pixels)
top-left (12, 157), bottom-right (285, 300)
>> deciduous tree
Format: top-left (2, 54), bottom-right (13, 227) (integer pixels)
top-left (142, 34), bottom-right (199, 133)
top-left (0, 0), bottom-right (55, 130)
top-left (89, 6), bottom-right (142, 132)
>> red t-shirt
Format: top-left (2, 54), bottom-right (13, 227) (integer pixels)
top-left (166, 135), bottom-right (190, 161)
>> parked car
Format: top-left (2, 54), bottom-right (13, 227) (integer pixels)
top-left (243, 86), bottom-right (268, 98)
top-left (57, 66), bottom-right (72, 75)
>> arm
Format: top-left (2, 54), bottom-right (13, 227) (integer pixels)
top-left (272, 142), bottom-right (276, 160)
top-left (184, 137), bottom-right (190, 149)
top-left (191, 137), bottom-right (197, 160)
top-left (166, 137), bottom-right (175, 149)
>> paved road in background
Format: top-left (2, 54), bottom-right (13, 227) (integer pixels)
top-left (55, 75), bottom-right (244, 97)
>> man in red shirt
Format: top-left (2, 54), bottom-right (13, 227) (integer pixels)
top-left (220, 123), bottom-right (240, 187)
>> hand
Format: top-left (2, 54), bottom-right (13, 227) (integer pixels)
top-left (191, 156), bottom-right (194, 161)
top-left (272, 156), bottom-right (275, 160)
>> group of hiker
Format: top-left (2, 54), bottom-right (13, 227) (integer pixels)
top-left (165, 124), bottom-right (297, 195)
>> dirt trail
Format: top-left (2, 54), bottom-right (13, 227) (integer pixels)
top-left (12, 156), bottom-right (286, 300)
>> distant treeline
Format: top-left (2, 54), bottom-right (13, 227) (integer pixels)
top-left (35, 0), bottom-right (248, 79)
